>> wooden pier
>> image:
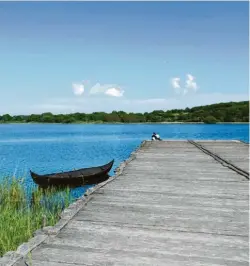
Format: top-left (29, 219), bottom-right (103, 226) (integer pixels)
top-left (1, 140), bottom-right (249, 266)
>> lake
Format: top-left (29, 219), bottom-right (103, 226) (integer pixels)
top-left (0, 123), bottom-right (248, 196)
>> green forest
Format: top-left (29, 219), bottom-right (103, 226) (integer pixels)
top-left (0, 101), bottom-right (249, 124)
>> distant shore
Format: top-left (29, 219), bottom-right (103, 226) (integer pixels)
top-left (0, 121), bottom-right (249, 125)
top-left (1, 101), bottom-right (248, 125)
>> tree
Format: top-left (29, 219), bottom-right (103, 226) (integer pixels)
top-left (40, 113), bottom-right (54, 123)
top-left (203, 115), bottom-right (217, 124)
top-left (1, 114), bottom-right (12, 122)
top-left (13, 115), bottom-right (24, 122)
top-left (62, 116), bottom-right (76, 124)
top-left (54, 114), bottom-right (65, 123)
top-left (27, 114), bottom-right (40, 122)
top-left (103, 113), bottom-right (121, 123)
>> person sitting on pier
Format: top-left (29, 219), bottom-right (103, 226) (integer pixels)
top-left (151, 132), bottom-right (162, 141)
top-left (155, 133), bottom-right (161, 140)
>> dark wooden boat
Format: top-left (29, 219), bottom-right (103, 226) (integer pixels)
top-left (30, 159), bottom-right (114, 188)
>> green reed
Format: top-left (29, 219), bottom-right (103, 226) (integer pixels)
top-left (0, 177), bottom-right (73, 257)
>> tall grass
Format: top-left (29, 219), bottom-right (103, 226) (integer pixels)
top-left (0, 177), bottom-right (74, 256)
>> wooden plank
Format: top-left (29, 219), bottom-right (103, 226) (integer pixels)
top-left (195, 141), bottom-right (249, 173)
top-left (28, 222), bottom-right (248, 265)
top-left (12, 140), bottom-right (248, 266)
top-left (119, 172), bottom-right (247, 181)
top-left (27, 246), bottom-right (249, 266)
top-left (73, 207), bottom-right (248, 236)
top-left (92, 189), bottom-right (249, 209)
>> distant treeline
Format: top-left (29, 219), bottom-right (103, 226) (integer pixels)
top-left (0, 101), bottom-right (249, 124)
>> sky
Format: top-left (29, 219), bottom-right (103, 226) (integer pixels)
top-left (0, 1), bottom-right (249, 115)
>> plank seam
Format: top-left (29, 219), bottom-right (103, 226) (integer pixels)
top-left (188, 140), bottom-right (249, 179)
top-left (72, 219), bottom-right (248, 237)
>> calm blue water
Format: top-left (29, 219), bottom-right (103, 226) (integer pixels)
top-left (0, 123), bottom-right (248, 196)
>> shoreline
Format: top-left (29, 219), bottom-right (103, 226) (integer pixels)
top-left (0, 122), bottom-right (249, 125)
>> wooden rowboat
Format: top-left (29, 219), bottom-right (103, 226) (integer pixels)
top-left (30, 159), bottom-right (114, 188)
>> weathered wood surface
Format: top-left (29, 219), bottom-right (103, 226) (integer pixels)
top-left (194, 140), bottom-right (249, 174)
top-left (13, 141), bottom-right (249, 266)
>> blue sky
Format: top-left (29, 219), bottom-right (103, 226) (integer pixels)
top-left (0, 1), bottom-right (249, 114)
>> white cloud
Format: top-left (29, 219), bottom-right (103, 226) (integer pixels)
top-left (185, 74), bottom-right (198, 91)
top-left (89, 83), bottom-right (109, 94)
top-left (72, 82), bottom-right (84, 96)
top-left (89, 82), bottom-right (124, 97)
top-left (171, 74), bottom-right (199, 95)
top-left (171, 77), bottom-right (181, 93)
top-left (105, 87), bottom-right (124, 97)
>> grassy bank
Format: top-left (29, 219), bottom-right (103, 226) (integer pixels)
top-left (0, 177), bottom-right (74, 257)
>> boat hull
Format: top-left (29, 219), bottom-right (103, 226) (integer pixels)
top-left (30, 159), bottom-right (114, 189)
